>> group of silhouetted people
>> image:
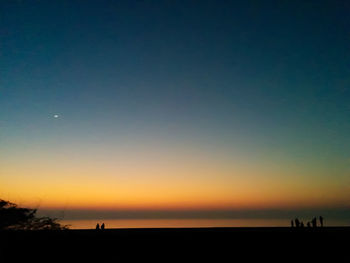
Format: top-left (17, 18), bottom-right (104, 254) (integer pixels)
top-left (96, 223), bottom-right (105, 230)
top-left (291, 216), bottom-right (323, 228)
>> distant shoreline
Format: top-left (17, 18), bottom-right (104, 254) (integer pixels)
top-left (64, 225), bottom-right (350, 231)
top-left (59, 218), bottom-right (350, 229)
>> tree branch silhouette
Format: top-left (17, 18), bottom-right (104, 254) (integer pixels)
top-left (0, 199), bottom-right (69, 230)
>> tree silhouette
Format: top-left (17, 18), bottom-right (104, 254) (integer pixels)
top-left (0, 199), bottom-right (68, 230)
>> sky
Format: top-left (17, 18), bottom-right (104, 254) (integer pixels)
top-left (1, 0), bottom-right (350, 221)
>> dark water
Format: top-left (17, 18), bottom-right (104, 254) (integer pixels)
top-left (61, 218), bottom-right (349, 229)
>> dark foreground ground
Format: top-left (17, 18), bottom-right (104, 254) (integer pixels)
top-left (1, 227), bottom-right (349, 261)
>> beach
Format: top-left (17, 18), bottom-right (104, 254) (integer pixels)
top-left (2, 227), bottom-right (349, 260)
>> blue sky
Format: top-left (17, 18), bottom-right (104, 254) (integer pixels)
top-left (1, 1), bottom-right (350, 217)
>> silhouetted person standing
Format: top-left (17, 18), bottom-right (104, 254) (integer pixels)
top-left (291, 220), bottom-right (294, 227)
top-left (307, 222), bottom-right (311, 228)
top-left (96, 223), bottom-right (100, 230)
top-left (311, 217), bottom-right (317, 228)
top-left (295, 218), bottom-right (300, 228)
top-left (319, 216), bottom-right (324, 227)
top-left (300, 222), bottom-right (304, 227)
top-left (101, 223), bottom-right (105, 230)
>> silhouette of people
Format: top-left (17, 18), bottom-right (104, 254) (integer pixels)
top-left (291, 220), bottom-right (294, 227)
top-left (319, 216), bottom-right (324, 227)
top-left (101, 223), bottom-right (105, 230)
top-left (294, 218), bottom-right (300, 228)
top-left (96, 223), bottom-right (100, 230)
top-left (307, 222), bottom-right (311, 228)
top-left (300, 221), bottom-right (304, 228)
top-left (311, 217), bottom-right (317, 228)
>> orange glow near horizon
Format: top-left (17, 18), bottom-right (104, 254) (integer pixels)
top-left (2, 155), bottom-right (349, 211)
top-left (1, 138), bottom-right (349, 213)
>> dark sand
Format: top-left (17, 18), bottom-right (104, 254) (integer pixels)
top-left (1, 227), bottom-right (349, 260)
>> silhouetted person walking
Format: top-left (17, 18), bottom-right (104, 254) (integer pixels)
top-left (101, 223), bottom-right (105, 230)
top-left (319, 216), bottom-right (324, 227)
top-left (311, 217), bottom-right (317, 228)
top-left (96, 223), bottom-right (100, 230)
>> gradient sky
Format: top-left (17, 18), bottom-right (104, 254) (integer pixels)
top-left (1, 1), bottom-right (350, 218)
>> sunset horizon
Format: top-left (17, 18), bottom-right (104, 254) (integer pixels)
top-left (1, 0), bottom-right (349, 229)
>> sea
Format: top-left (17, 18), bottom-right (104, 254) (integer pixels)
top-left (60, 218), bottom-right (349, 229)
